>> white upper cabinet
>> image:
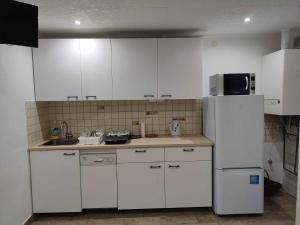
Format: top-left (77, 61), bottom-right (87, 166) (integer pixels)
top-left (80, 39), bottom-right (112, 100)
top-left (111, 39), bottom-right (157, 100)
top-left (158, 38), bottom-right (202, 99)
top-left (33, 38), bottom-right (203, 101)
top-left (262, 49), bottom-right (300, 115)
top-left (33, 39), bottom-right (82, 101)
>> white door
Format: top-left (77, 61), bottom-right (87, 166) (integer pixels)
top-left (80, 39), bottom-right (112, 100)
top-left (158, 38), bottom-right (202, 99)
top-left (214, 168), bottom-right (264, 215)
top-left (81, 165), bottom-right (117, 208)
top-left (117, 162), bottom-right (165, 209)
top-left (215, 95), bottom-right (264, 169)
top-left (165, 161), bottom-right (212, 208)
top-left (30, 150), bottom-right (81, 213)
top-left (111, 39), bottom-right (157, 100)
top-left (33, 39), bottom-right (82, 101)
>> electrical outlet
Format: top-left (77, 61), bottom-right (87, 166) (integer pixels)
top-left (146, 111), bottom-right (158, 115)
top-left (132, 121), bottom-right (139, 125)
top-left (97, 105), bottom-right (105, 111)
top-left (172, 117), bottom-right (186, 121)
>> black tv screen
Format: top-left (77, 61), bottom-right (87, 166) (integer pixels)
top-left (0, 0), bottom-right (38, 48)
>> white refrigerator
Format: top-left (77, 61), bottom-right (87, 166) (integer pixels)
top-left (203, 95), bottom-right (264, 215)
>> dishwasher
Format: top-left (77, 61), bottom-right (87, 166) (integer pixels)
top-left (80, 151), bottom-right (117, 209)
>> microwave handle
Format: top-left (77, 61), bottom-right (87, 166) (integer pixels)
top-left (245, 76), bottom-right (249, 91)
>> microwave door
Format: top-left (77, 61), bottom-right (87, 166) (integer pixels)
top-left (223, 74), bottom-right (250, 95)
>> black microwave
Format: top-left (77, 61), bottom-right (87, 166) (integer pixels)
top-left (209, 73), bottom-right (255, 96)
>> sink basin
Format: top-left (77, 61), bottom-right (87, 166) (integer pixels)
top-left (42, 139), bottom-right (79, 146)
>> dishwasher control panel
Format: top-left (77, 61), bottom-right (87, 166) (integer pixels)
top-left (80, 153), bottom-right (116, 166)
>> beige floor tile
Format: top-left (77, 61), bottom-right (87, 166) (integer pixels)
top-left (86, 218), bottom-right (124, 225)
top-left (30, 192), bottom-right (296, 225)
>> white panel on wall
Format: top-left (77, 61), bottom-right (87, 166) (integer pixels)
top-left (264, 142), bottom-right (283, 184)
top-left (202, 34), bottom-right (280, 97)
top-left (0, 45), bottom-right (35, 225)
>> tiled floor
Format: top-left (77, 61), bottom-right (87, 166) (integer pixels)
top-left (30, 191), bottom-right (296, 225)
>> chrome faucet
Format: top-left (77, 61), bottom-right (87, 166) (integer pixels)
top-left (60, 121), bottom-right (73, 140)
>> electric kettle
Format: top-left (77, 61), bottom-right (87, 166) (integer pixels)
top-left (169, 120), bottom-right (181, 136)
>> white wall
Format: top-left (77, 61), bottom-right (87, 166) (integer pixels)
top-left (297, 138), bottom-right (300, 224)
top-left (202, 33), bottom-right (281, 96)
top-left (264, 142), bottom-right (283, 184)
top-left (0, 45), bottom-right (35, 225)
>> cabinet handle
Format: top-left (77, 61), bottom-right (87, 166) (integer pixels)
top-left (67, 96), bottom-right (78, 100)
top-left (86, 96), bottom-right (97, 100)
top-left (64, 153), bottom-right (75, 156)
top-left (144, 94), bottom-right (155, 98)
top-left (161, 94), bottom-right (172, 98)
top-left (135, 150), bottom-right (146, 153)
top-left (183, 148), bottom-right (194, 152)
top-left (245, 76), bottom-right (249, 91)
top-left (168, 165), bottom-right (180, 168)
top-left (150, 165), bottom-right (161, 169)
top-left (94, 158), bottom-right (104, 162)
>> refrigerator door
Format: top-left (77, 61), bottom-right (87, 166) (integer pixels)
top-left (215, 95), bottom-right (264, 169)
top-left (214, 168), bottom-right (264, 215)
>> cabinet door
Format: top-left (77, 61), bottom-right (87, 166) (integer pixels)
top-left (165, 161), bottom-right (212, 208)
top-left (158, 38), bottom-right (202, 99)
top-left (33, 39), bottom-right (82, 101)
top-left (112, 39), bottom-right (157, 100)
top-left (30, 150), bottom-right (81, 213)
top-left (80, 39), bottom-right (112, 100)
top-left (117, 162), bottom-right (165, 209)
top-left (81, 164), bottom-right (117, 209)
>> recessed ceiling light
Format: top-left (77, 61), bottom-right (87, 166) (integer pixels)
top-left (75, 20), bottom-right (81, 25)
top-left (244, 17), bottom-right (251, 23)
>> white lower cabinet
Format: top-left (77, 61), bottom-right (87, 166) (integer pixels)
top-left (30, 150), bottom-right (81, 213)
top-left (165, 161), bottom-right (212, 208)
top-left (30, 146), bottom-right (212, 212)
top-left (117, 162), bottom-right (165, 209)
top-left (117, 147), bottom-right (212, 210)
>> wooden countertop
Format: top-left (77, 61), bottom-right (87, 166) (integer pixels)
top-left (28, 135), bottom-right (213, 151)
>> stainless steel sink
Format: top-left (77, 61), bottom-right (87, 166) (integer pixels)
top-left (42, 139), bottom-right (79, 146)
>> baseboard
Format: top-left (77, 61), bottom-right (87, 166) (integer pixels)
top-left (23, 214), bottom-right (35, 225)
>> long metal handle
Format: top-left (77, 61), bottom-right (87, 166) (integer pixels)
top-left (183, 148), bottom-right (194, 152)
top-left (144, 94), bottom-right (155, 98)
top-left (86, 96), bottom-right (97, 100)
top-left (161, 94), bottom-right (172, 98)
top-left (64, 153), bottom-right (75, 156)
top-left (245, 76), bottom-right (249, 91)
top-left (168, 165), bottom-right (180, 168)
top-left (150, 165), bottom-right (161, 169)
top-left (135, 150), bottom-right (146, 153)
top-left (94, 158), bottom-right (104, 162)
top-left (67, 96), bottom-right (78, 100)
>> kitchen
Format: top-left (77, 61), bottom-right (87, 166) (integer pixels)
top-left (0, 1), bottom-right (300, 225)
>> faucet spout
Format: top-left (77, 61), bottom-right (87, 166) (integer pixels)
top-left (60, 121), bottom-right (73, 140)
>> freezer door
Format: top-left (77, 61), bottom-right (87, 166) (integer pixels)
top-left (215, 95), bottom-right (264, 169)
top-left (214, 168), bottom-right (264, 215)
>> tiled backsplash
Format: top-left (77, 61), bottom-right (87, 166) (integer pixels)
top-left (25, 101), bottom-right (50, 144)
top-left (264, 115), bottom-right (283, 143)
top-left (264, 114), bottom-right (298, 197)
top-left (25, 100), bottom-right (202, 144)
top-left (48, 100), bottom-right (202, 137)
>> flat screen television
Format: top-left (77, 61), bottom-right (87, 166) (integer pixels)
top-left (0, 0), bottom-right (38, 47)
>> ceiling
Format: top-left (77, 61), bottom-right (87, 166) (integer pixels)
top-left (20, 0), bottom-right (300, 37)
